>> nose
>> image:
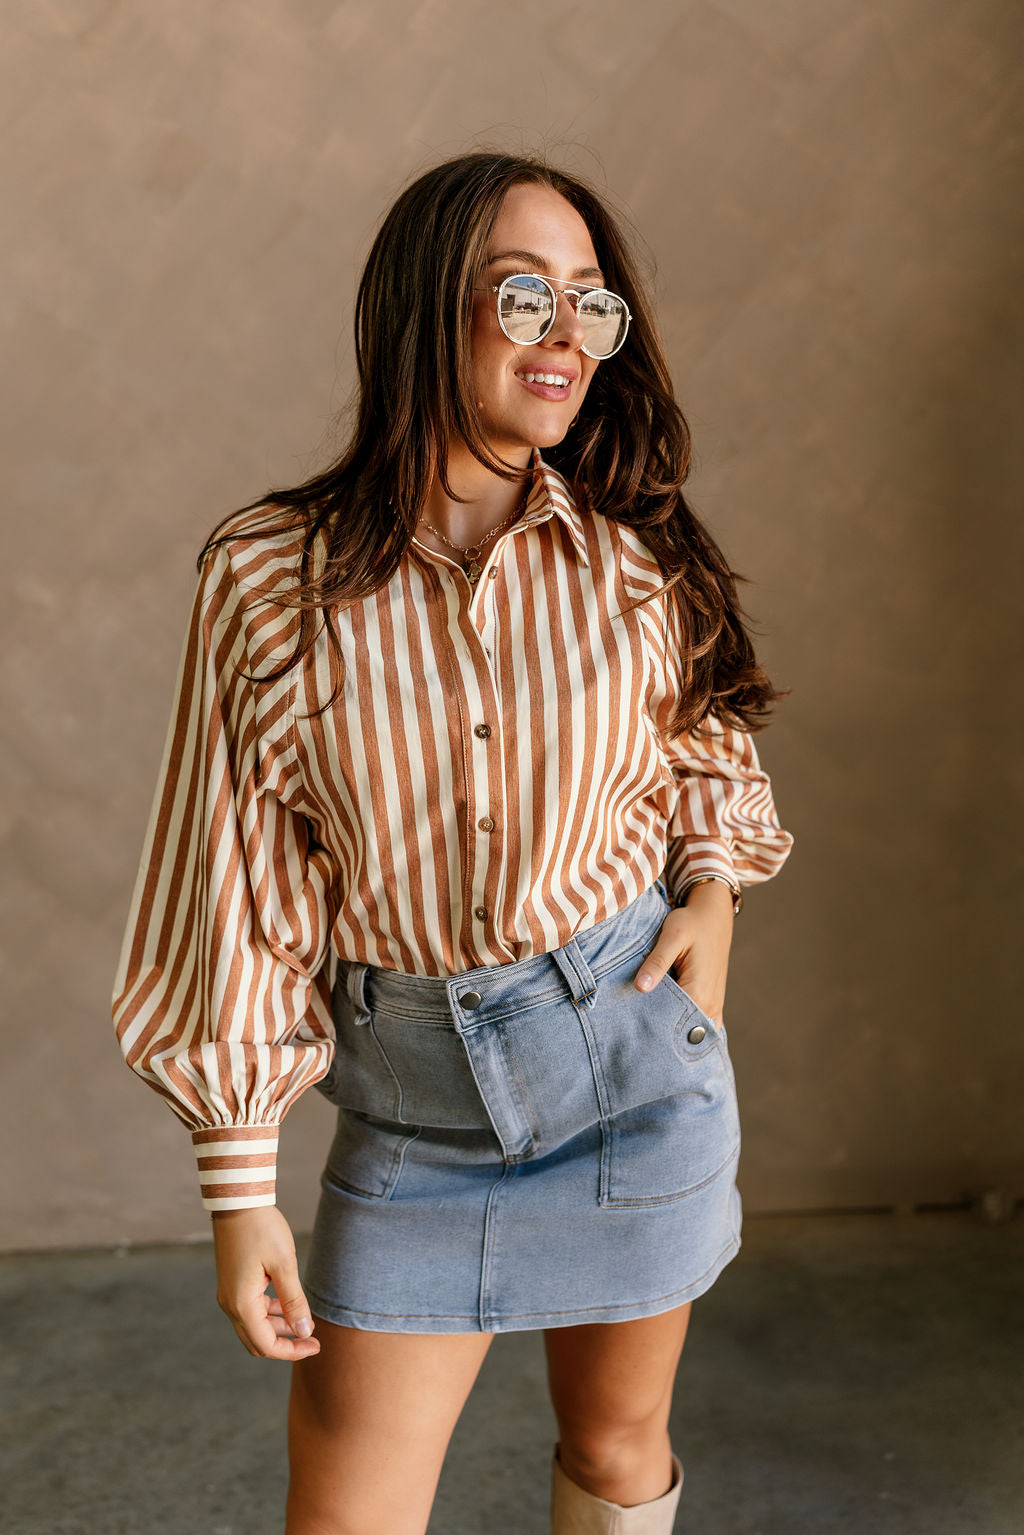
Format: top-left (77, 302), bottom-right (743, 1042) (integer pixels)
top-left (545, 290), bottom-right (586, 351)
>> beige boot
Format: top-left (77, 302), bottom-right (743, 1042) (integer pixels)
top-left (550, 1446), bottom-right (684, 1533)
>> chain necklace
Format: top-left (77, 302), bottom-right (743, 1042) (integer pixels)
top-left (418, 480), bottom-right (532, 588)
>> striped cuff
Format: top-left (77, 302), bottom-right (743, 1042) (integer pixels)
top-left (664, 838), bottom-right (740, 907)
top-left (191, 1126), bottom-right (280, 1212)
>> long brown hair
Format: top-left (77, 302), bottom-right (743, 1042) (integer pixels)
top-left (200, 151), bottom-right (787, 737)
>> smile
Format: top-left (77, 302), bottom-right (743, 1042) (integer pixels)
top-left (514, 369), bottom-right (575, 398)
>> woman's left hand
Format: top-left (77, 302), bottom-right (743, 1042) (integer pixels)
top-left (633, 879), bottom-right (736, 1029)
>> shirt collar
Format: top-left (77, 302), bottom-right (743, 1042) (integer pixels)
top-left (408, 448), bottom-right (590, 571)
top-left (521, 447), bottom-right (590, 567)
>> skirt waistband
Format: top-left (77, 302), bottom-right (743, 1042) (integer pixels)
top-left (339, 878), bottom-right (673, 1026)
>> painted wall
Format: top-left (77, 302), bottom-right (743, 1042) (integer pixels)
top-left (3, 0), bottom-right (1021, 1249)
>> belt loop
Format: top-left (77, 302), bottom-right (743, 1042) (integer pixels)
top-left (551, 940), bottom-right (599, 1009)
top-left (344, 959), bottom-right (373, 1025)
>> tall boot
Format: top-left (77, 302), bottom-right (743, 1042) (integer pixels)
top-left (550, 1445), bottom-right (684, 1534)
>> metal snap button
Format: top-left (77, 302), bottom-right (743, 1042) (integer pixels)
top-left (459, 989), bottom-right (483, 1010)
top-left (687, 1023), bottom-right (707, 1044)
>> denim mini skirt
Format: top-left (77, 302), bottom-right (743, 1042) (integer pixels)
top-left (303, 876), bottom-right (742, 1334)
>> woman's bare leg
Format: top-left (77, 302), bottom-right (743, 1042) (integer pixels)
top-left (286, 1319), bottom-right (493, 1535)
top-left (543, 1302), bottom-right (692, 1506)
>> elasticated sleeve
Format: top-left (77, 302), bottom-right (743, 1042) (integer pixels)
top-left (636, 553), bottom-right (795, 905)
top-left (658, 710), bottom-right (795, 904)
top-left (112, 533), bottom-right (337, 1211)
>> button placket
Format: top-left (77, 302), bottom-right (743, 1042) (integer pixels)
top-left (449, 579), bottom-right (507, 953)
top-left (472, 722), bottom-right (493, 922)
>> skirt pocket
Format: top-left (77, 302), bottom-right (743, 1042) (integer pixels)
top-left (590, 942), bottom-right (741, 1209)
top-left (316, 964), bottom-right (494, 1201)
top-left (316, 966), bottom-right (494, 1129)
top-left (322, 1109), bottom-right (422, 1200)
top-left (314, 973), bottom-right (402, 1116)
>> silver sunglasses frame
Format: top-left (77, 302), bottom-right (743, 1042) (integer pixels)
top-left (482, 271), bottom-right (632, 359)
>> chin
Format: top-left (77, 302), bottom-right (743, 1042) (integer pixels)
top-left (481, 419), bottom-right (569, 457)
top-left (509, 410), bottom-right (575, 447)
top-left (533, 424), bottom-right (573, 450)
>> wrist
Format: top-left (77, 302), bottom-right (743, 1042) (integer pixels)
top-left (673, 873), bottom-right (743, 916)
top-left (210, 1204), bottom-right (279, 1221)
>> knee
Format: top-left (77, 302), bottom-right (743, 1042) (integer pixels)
top-left (555, 1406), bottom-right (670, 1495)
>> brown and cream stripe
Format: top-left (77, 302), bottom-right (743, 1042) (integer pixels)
top-left (113, 450), bottom-right (794, 1211)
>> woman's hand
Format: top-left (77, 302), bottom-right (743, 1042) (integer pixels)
top-left (210, 1205), bottom-right (321, 1361)
top-left (633, 879), bottom-right (735, 1028)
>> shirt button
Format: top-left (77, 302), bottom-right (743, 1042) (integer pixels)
top-left (487, 568), bottom-right (498, 578)
top-left (478, 816), bottom-right (494, 832)
top-left (474, 723), bottom-right (491, 738)
top-left (474, 905), bottom-right (487, 920)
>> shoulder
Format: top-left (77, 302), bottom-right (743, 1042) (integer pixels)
top-left (194, 502), bottom-right (308, 669)
top-left (199, 502), bottom-right (308, 592)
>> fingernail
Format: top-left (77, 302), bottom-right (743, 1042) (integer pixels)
top-left (295, 1316), bottom-right (313, 1338)
top-left (636, 972), bottom-right (654, 991)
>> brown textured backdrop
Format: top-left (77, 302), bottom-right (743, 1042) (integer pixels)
top-left (2, 0), bottom-right (1022, 1250)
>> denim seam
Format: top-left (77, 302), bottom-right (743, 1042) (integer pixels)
top-left (321, 1122), bottom-right (422, 1201)
top-left (366, 1021), bottom-right (408, 1120)
top-left (598, 1135), bottom-right (740, 1209)
top-left (478, 1162), bottom-right (517, 1327)
top-left (493, 1021), bottom-right (540, 1154)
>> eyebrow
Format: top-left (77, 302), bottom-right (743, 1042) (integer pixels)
top-left (486, 248), bottom-right (605, 282)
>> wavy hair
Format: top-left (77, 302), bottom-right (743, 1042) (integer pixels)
top-left (200, 150), bottom-right (787, 737)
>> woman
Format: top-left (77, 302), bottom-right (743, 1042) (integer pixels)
top-left (113, 152), bottom-right (794, 1534)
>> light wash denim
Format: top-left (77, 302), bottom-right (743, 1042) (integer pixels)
top-left (304, 877), bottom-right (742, 1333)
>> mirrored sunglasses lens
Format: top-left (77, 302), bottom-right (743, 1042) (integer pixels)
top-left (498, 275), bottom-right (554, 342)
top-left (577, 291), bottom-right (628, 357)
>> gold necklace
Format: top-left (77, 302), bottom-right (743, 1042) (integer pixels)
top-left (418, 480), bottom-right (531, 587)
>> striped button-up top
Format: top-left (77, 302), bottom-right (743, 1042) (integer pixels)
top-left (112, 450), bottom-right (794, 1211)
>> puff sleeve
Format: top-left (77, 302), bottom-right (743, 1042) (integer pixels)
top-left (659, 711), bottom-right (795, 904)
top-left (645, 576), bottom-right (795, 905)
top-left (112, 533), bottom-right (338, 1211)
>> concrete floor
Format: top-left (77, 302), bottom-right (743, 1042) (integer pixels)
top-left (1, 1209), bottom-right (1021, 1535)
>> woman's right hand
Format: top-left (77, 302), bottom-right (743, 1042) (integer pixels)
top-left (210, 1205), bottom-right (321, 1360)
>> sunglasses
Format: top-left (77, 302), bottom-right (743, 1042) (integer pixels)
top-left (478, 271), bottom-right (632, 360)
